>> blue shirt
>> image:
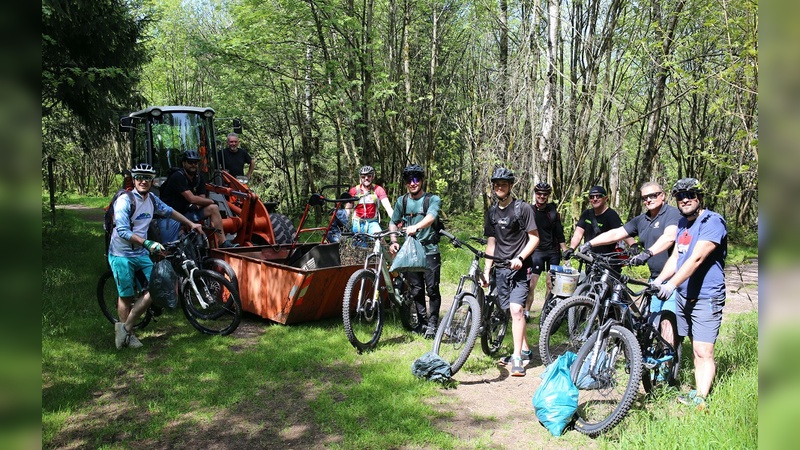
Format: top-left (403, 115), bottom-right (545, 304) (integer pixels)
top-left (110, 190), bottom-right (173, 257)
top-left (675, 210), bottom-right (727, 299)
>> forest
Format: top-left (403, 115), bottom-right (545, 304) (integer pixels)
top-left (42, 0), bottom-right (758, 234)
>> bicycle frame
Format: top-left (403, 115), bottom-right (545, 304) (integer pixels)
top-left (357, 230), bottom-right (407, 308)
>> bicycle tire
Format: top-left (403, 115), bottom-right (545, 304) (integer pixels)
top-left (480, 294), bottom-right (508, 356)
top-left (342, 269), bottom-right (384, 353)
top-left (538, 295), bottom-right (602, 366)
top-left (180, 269), bottom-right (242, 335)
top-left (97, 270), bottom-right (153, 330)
top-left (396, 276), bottom-right (417, 331)
top-left (642, 311), bottom-right (682, 393)
top-left (432, 293), bottom-right (481, 376)
top-left (570, 325), bottom-right (643, 437)
top-left (203, 258), bottom-right (239, 291)
top-left (537, 281), bottom-right (594, 332)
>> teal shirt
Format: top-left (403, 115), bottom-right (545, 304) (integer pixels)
top-left (391, 192), bottom-right (442, 255)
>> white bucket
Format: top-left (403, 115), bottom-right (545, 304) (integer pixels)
top-left (552, 271), bottom-right (579, 297)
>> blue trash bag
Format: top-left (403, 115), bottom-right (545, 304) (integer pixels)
top-left (532, 351), bottom-right (579, 437)
top-left (411, 351), bottom-right (452, 383)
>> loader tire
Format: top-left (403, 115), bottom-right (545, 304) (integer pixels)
top-left (270, 213), bottom-right (295, 244)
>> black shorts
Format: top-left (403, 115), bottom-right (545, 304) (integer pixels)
top-left (529, 250), bottom-right (560, 275)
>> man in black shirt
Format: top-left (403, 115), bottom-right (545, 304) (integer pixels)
top-left (566, 186), bottom-right (634, 271)
top-left (158, 150), bottom-right (229, 247)
top-left (524, 182), bottom-right (568, 321)
top-left (220, 133), bottom-right (254, 178)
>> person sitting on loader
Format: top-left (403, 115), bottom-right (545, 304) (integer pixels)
top-left (158, 150), bottom-right (232, 248)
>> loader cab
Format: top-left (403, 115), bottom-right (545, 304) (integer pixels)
top-left (119, 106), bottom-right (241, 191)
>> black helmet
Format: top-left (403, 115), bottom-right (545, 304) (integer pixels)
top-left (534, 182), bottom-right (552, 193)
top-left (402, 164), bottom-right (425, 181)
top-left (130, 163), bottom-right (156, 176)
top-left (490, 167), bottom-right (516, 184)
top-left (182, 150), bottom-right (201, 161)
top-left (359, 165), bottom-right (375, 176)
top-left (671, 177), bottom-right (704, 196)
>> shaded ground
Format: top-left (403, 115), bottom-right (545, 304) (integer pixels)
top-left (53, 205), bottom-right (758, 449)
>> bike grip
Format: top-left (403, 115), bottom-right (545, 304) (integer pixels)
top-left (439, 229), bottom-right (456, 240)
top-left (574, 250), bottom-right (594, 264)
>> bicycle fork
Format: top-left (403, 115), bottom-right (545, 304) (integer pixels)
top-left (182, 261), bottom-right (213, 309)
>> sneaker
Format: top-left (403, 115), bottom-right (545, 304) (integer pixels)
top-left (115, 322), bottom-right (127, 349)
top-left (424, 325), bottom-right (437, 339)
top-left (126, 332), bottom-right (143, 348)
top-left (499, 349), bottom-right (533, 366)
top-left (510, 357), bottom-right (526, 377)
top-left (677, 390), bottom-right (708, 411)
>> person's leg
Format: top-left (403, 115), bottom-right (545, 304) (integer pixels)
top-left (508, 270), bottom-right (530, 375)
top-left (692, 340), bottom-right (716, 398)
top-left (203, 204), bottom-right (225, 246)
top-left (109, 255), bottom-right (136, 322)
top-left (122, 255), bottom-right (154, 344)
top-left (158, 217), bottom-right (182, 244)
top-left (525, 273), bottom-right (540, 318)
top-left (423, 253), bottom-right (442, 337)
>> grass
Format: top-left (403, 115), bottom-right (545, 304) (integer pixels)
top-left (42, 196), bottom-right (758, 449)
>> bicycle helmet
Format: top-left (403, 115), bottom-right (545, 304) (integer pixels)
top-left (671, 177), bottom-right (704, 197)
top-left (182, 150), bottom-right (201, 161)
top-left (534, 182), bottom-right (552, 193)
top-left (359, 165), bottom-right (375, 176)
top-left (490, 167), bottom-right (516, 184)
top-left (130, 163), bottom-right (156, 176)
top-left (402, 164), bottom-right (425, 181)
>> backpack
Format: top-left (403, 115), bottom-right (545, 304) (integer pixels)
top-left (103, 188), bottom-right (156, 256)
top-left (489, 198), bottom-right (525, 231)
top-left (401, 193), bottom-right (445, 244)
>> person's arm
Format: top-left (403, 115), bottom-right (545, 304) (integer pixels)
top-left (246, 156), bottom-right (255, 178)
top-left (568, 227), bottom-right (585, 250)
top-left (405, 214), bottom-right (434, 236)
top-left (483, 236), bottom-right (497, 286)
top-left (511, 230), bottom-right (539, 271)
top-left (658, 240), bottom-right (718, 289)
top-left (380, 197), bottom-right (394, 219)
top-left (180, 189), bottom-right (214, 208)
top-left (648, 224), bottom-right (678, 256)
top-left (586, 226), bottom-right (629, 248)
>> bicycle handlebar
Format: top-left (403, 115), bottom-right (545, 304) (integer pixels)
top-left (438, 230), bottom-right (509, 264)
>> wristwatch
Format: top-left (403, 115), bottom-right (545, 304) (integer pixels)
top-left (516, 255), bottom-right (525, 262)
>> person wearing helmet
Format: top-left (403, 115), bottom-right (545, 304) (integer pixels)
top-left (652, 177), bottom-right (728, 411)
top-left (388, 164), bottom-right (444, 338)
top-left (220, 133), bottom-right (254, 178)
top-left (108, 163), bottom-right (203, 349)
top-left (565, 185), bottom-right (634, 272)
top-left (578, 181), bottom-right (682, 354)
top-left (523, 182), bottom-right (568, 322)
top-left (484, 167), bottom-right (539, 377)
top-left (348, 165), bottom-right (394, 235)
top-left (158, 150), bottom-right (230, 248)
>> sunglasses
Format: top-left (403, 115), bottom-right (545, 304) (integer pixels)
top-left (588, 194), bottom-right (604, 199)
top-left (133, 175), bottom-right (153, 182)
top-left (404, 177), bottom-right (422, 184)
top-left (185, 160), bottom-right (199, 165)
top-left (674, 191), bottom-right (698, 201)
top-left (641, 192), bottom-right (662, 202)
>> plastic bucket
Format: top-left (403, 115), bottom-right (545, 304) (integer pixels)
top-left (552, 271), bottom-right (579, 297)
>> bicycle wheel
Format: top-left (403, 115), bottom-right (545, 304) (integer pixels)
top-left (538, 295), bottom-right (601, 366)
top-left (180, 269), bottom-right (242, 335)
top-left (432, 293), bottom-right (481, 376)
top-left (96, 270), bottom-right (153, 330)
top-left (480, 294), bottom-right (508, 356)
top-left (396, 275), bottom-right (418, 331)
top-left (203, 258), bottom-right (239, 291)
top-left (537, 292), bottom-right (558, 332)
top-left (642, 311), bottom-right (682, 393)
top-left (342, 269), bottom-right (385, 352)
top-left (570, 325), bottom-right (643, 437)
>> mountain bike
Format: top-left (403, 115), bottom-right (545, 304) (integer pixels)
top-left (566, 249), bottom-right (680, 437)
top-left (341, 230), bottom-right (418, 353)
top-left (432, 230), bottom-right (510, 376)
top-left (98, 230), bottom-right (242, 335)
top-left (537, 248), bottom-right (632, 366)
